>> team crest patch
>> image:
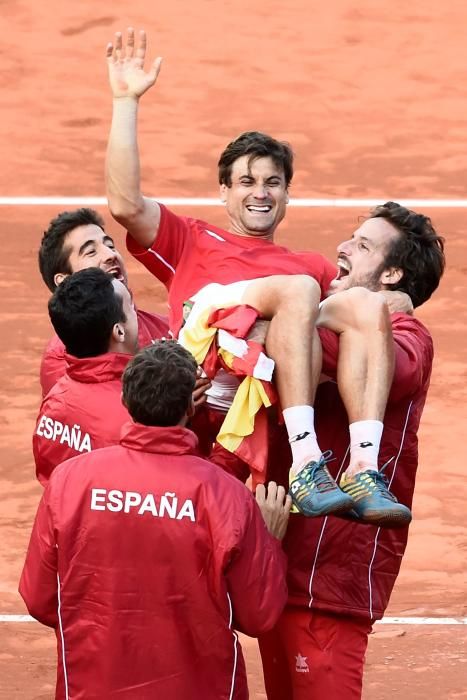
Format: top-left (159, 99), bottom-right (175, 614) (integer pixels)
top-left (295, 653), bottom-right (309, 673)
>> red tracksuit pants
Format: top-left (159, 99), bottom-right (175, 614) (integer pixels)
top-left (258, 607), bottom-right (373, 700)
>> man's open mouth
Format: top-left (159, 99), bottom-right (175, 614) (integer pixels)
top-left (106, 266), bottom-right (125, 281)
top-left (336, 257), bottom-right (351, 280)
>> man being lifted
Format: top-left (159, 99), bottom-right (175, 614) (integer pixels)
top-left (104, 28), bottom-right (410, 526)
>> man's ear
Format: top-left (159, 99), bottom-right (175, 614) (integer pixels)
top-left (285, 189), bottom-right (290, 204)
top-left (112, 323), bottom-right (125, 344)
top-left (54, 272), bottom-right (69, 287)
top-left (381, 267), bottom-right (403, 286)
top-left (219, 184), bottom-right (228, 203)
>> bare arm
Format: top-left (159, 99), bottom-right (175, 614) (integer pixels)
top-left (105, 28), bottom-right (162, 248)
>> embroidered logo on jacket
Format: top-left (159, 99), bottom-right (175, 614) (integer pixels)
top-left (295, 653), bottom-right (309, 673)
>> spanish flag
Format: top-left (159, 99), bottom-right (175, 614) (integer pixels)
top-left (180, 303), bottom-right (278, 481)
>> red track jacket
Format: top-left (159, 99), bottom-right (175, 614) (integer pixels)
top-left (40, 308), bottom-right (169, 396)
top-left (33, 352), bottom-right (131, 486)
top-left (269, 313), bottom-right (434, 620)
top-left (20, 423), bottom-right (287, 699)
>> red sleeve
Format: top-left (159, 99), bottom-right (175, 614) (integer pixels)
top-left (40, 335), bottom-right (67, 397)
top-left (135, 309), bottom-right (170, 346)
top-left (126, 204), bottom-right (194, 288)
top-left (19, 488), bottom-right (58, 627)
top-left (298, 251), bottom-right (337, 300)
top-left (388, 314), bottom-right (433, 402)
top-left (225, 494), bottom-right (287, 636)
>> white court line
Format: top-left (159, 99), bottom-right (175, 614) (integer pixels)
top-left (378, 617), bottom-right (467, 625)
top-left (1, 614), bottom-right (466, 624)
top-left (1, 196), bottom-right (467, 208)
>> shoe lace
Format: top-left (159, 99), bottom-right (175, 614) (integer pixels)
top-left (321, 449), bottom-right (334, 463)
top-left (365, 469), bottom-right (397, 502)
top-left (306, 452), bottom-right (336, 493)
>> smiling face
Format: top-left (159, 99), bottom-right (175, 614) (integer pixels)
top-left (328, 217), bottom-right (403, 296)
top-left (54, 224), bottom-right (128, 287)
top-left (220, 155), bottom-right (289, 239)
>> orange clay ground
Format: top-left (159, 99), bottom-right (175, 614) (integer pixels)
top-left (1, 1), bottom-right (466, 698)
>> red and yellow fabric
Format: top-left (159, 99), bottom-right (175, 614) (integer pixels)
top-left (180, 304), bottom-right (278, 478)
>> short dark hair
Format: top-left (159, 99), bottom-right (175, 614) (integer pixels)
top-left (218, 131), bottom-right (294, 187)
top-left (48, 268), bottom-right (125, 358)
top-left (370, 201), bottom-right (446, 308)
top-left (122, 341), bottom-right (197, 427)
top-left (39, 208), bottom-right (105, 292)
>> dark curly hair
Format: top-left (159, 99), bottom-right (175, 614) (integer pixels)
top-left (370, 201), bottom-right (445, 308)
top-left (39, 208), bottom-right (105, 291)
top-left (122, 341), bottom-right (197, 427)
top-left (218, 131), bottom-right (294, 187)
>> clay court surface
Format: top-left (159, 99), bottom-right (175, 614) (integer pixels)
top-left (1, 1), bottom-right (466, 698)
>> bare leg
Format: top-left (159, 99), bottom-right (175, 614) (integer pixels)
top-left (318, 287), bottom-right (395, 476)
top-left (316, 288), bottom-right (412, 526)
top-left (242, 275), bottom-right (322, 409)
top-left (241, 275), bottom-right (358, 518)
top-left (241, 275), bottom-right (329, 477)
top-left (318, 288), bottom-right (394, 422)
top-left (186, 274), bottom-right (355, 518)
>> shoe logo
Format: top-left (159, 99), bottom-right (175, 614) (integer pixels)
top-left (290, 482), bottom-right (300, 494)
top-left (295, 653), bottom-right (309, 673)
top-left (359, 441), bottom-right (373, 448)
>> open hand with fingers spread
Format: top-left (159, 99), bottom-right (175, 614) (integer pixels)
top-left (106, 28), bottom-right (162, 100)
top-left (255, 481), bottom-right (292, 541)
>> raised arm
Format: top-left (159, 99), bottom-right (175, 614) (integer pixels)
top-left (105, 28), bottom-right (162, 248)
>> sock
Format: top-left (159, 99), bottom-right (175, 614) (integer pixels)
top-left (283, 406), bottom-right (322, 474)
top-left (348, 420), bottom-right (384, 475)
